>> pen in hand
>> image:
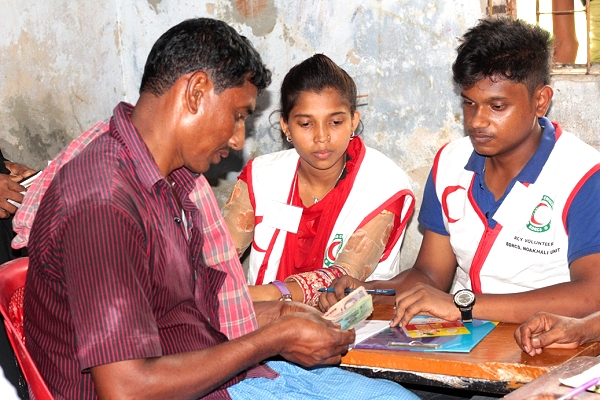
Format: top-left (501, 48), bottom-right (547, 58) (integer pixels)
top-left (317, 287), bottom-right (396, 296)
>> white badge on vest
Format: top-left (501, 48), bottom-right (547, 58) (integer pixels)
top-left (493, 181), bottom-right (541, 229)
top-left (261, 199), bottom-right (303, 234)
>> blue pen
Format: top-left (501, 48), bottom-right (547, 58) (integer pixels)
top-left (317, 287), bottom-right (396, 296)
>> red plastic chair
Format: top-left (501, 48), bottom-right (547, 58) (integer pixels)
top-left (0, 257), bottom-right (53, 399)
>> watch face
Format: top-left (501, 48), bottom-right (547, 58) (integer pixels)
top-left (454, 290), bottom-right (475, 307)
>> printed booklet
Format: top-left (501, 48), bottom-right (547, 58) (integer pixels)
top-left (355, 315), bottom-right (497, 353)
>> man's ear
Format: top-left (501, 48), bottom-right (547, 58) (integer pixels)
top-left (534, 85), bottom-right (554, 117)
top-left (185, 71), bottom-right (212, 114)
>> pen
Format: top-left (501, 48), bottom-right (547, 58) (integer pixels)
top-left (317, 287), bottom-right (396, 296)
top-left (556, 376), bottom-right (600, 400)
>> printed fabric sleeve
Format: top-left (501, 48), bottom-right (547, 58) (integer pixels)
top-left (222, 180), bottom-right (255, 257)
top-left (286, 211), bottom-right (394, 306)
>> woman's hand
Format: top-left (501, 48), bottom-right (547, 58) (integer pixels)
top-left (317, 275), bottom-right (367, 312)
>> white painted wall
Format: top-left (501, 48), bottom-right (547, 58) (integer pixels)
top-left (1, 0), bottom-right (598, 269)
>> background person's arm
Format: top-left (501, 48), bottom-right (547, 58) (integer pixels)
top-left (514, 311), bottom-right (600, 356)
top-left (0, 175), bottom-right (25, 218)
top-left (552, 0), bottom-right (579, 63)
top-left (4, 160), bottom-right (36, 182)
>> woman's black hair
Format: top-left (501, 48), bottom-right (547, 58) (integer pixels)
top-left (279, 54), bottom-right (358, 122)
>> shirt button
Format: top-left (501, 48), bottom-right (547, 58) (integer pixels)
top-left (174, 217), bottom-right (182, 223)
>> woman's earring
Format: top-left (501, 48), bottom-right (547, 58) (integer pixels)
top-left (286, 136), bottom-right (292, 143)
top-left (350, 131), bottom-right (356, 138)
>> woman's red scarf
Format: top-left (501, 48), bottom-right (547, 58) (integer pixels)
top-left (276, 137), bottom-right (366, 280)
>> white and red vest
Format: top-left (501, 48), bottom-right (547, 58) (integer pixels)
top-left (245, 146), bottom-right (414, 285)
top-left (434, 128), bottom-right (600, 294)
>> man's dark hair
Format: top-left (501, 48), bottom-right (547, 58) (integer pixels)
top-left (140, 18), bottom-right (271, 95)
top-left (452, 17), bottom-right (553, 96)
top-left (280, 54), bottom-right (357, 122)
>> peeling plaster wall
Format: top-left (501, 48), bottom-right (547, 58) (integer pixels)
top-left (0, 1), bottom-right (124, 170)
top-left (1, 0), bottom-right (599, 269)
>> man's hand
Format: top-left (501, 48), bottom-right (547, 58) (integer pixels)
top-left (317, 275), bottom-right (368, 312)
top-left (254, 300), bottom-right (355, 367)
top-left (253, 300), bottom-right (320, 327)
top-left (275, 311), bottom-right (355, 367)
top-left (514, 312), bottom-right (590, 356)
top-left (0, 174), bottom-right (25, 218)
top-left (5, 161), bottom-right (36, 182)
top-left (392, 283), bottom-right (460, 327)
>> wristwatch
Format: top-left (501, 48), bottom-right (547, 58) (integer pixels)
top-left (453, 289), bottom-right (476, 323)
top-left (271, 280), bottom-right (292, 301)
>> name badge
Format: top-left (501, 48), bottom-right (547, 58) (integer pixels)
top-left (261, 199), bottom-right (303, 234)
top-left (493, 182), bottom-right (540, 229)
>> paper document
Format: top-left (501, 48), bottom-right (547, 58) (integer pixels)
top-left (559, 363), bottom-right (600, 394)
top-left (352, 320), bottom-right (390, 346)
top-left (355, 315), bottom-right (497, 353)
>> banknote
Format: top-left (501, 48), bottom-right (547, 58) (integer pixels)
top-left (323, 286), bottom-right (373, 331)
top-left (323, 286), bottom-right (368, 318)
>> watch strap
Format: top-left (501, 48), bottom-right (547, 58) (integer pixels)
top-left (458, 307), bottom-right (473, 323)
top-left (271, 280), bottom-right (292, 301)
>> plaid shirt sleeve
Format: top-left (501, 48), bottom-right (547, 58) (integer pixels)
top-left (189, 175), bottom-right (258, 339)
top-left (12, 117), bottom-right (257, 339)
top-left (12, 118), bottom-right (111, 249)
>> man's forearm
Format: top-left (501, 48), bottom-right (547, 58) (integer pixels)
top-left (92, 318), bottom-right (287, 399)
top-left (582, 311), bottom-right (600, 343)
top-left (474, 282), bottom-right (600, 324)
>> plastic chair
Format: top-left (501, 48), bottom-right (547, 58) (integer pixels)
top-left (0, 257), bottom-right (53, 399)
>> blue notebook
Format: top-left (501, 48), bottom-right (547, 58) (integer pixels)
top-left (354, 316), bottom-right (497, 353)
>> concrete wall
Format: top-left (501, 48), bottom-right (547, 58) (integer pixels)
top-left (1, 0), bottom-right (598, 270)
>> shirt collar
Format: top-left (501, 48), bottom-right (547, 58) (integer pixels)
top-left (465, 116), bottom-right (556, 185)
top-left (110, 102), bottom-right (197, 197)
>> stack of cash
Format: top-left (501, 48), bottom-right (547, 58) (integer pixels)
top-left (323, 286), bottom-right (374, 330)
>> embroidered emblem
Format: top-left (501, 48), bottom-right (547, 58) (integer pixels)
top-left (527, 195), bottom-right (554, 233)
top-left (324, 234), bottom-right (344, 266)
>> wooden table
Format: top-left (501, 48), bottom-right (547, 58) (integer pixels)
top-left (341, 304), bottom-right (600, 395)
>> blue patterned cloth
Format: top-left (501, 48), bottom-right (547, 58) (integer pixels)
top-left (228, 361), bottom-right (419, 400)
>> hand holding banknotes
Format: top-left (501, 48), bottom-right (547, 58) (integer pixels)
top-left (318, 275), bottom-right (369, 312)
top-left (322, 286), bottom-right (374, 331)
top-left (254, 300), bottom-right (355, 367)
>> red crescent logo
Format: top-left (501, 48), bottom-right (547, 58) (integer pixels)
top-left (327, 241), bottom-right (342, 261)
top-left (441, 185), bottom-right (465, 223)
top-left (530, 203), bottom-right (548, 225)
